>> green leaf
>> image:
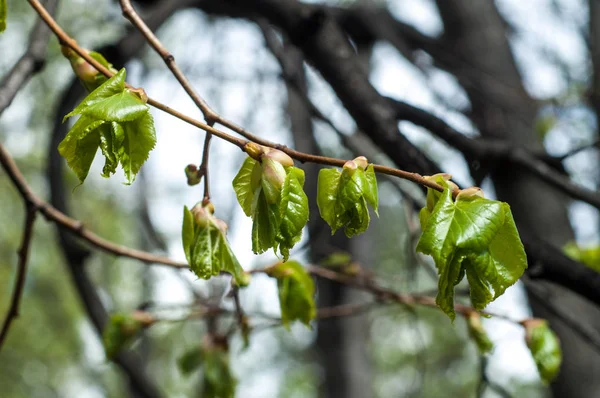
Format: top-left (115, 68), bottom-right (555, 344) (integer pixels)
top-left (202, 346), bottom-right (237, 398)
top-left (0, 0), bottom-right (6, 32)
top-left (277, 167), bottom-right (309, 261)
top-left (232, 157), bottom-right (259, 217)
top-left (563, 241), bottom-right (600, 272)
top-left (182, 204), bottom-right (245, 284)
top-left (524, 319), bottom-right (562, 384)
top-left (251, 188), bottom-right (279, 254)
top-left (268, 261), bottom-right (316, 328)
top-left (234, 157), bottom-right (309, 258)
top-left (467, 312), bottom-right (493, 354)
top-left (317, 165), bottom-right (378, 237)
top-left (178, 347), bottom-right (203, 376)
top-left (416, 187), bottom-right (527, 320)
top-left (102, 313), bottom-right (143, 359)
top-left (61, 68), bottom-right (156, 184)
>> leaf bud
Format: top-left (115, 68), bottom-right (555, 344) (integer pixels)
top-left (353, 156), bottom-right (368, 170)
top-left (263, 147), bottom-right (294, 167)
top-left (190, 203), bottom-right (212, 227)
top-left (342, 160), bottom-right (358, 175)
top-left (213, 218), bottom-right (228, 235)
top-left (457, 187), bottom-right (484, 200)
top-left (244, 142), bottom-right (264, 161)
top-left (185, 164), bottom-right (201, 186)
top-left (131, 310), bottom-right (155, 328)
top-left (262, 158), bottom-right (287, 191)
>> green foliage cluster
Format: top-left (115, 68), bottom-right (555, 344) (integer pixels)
top-left (524, 319), bottom-right (562, 384)
top-left (182, 203), bottom-right (246, 285)
top-left (417, 174), bottom-right (528, 320)
top-left (317, 156), bottom-right (378, 237)
top-left (178, 342), bottom-right (237, 398)
top-left (233, 151), bottom-right (309, 260)
top-left (60, 68), bottom-right (156, 185)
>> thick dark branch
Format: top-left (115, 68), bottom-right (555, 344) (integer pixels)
top-left (0, 206), bottom-right (37, 351)
top-left (0, 0), bottom-right (57, 115)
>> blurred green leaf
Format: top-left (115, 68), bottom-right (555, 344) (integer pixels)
top-left (466, 312), bottom-right (493, 354)
top-left (0, 0), bottom-right (6, 32)
top-left (524, 319), bottom-right (562, 384)
top-left (102, 313), bottom-right (143, 359)
top-left (60, 68), bottom-right (156, 184)
top-left (268, 261), bottom-right (316, 328)
top-left (417, 180), bottom-right (527, 320)
top-left (535, 114), bottom-right (556, 140)
top-left (564, 241), bottom-right (600, 272)
top-left (178, 347), bottom-right (204, 376)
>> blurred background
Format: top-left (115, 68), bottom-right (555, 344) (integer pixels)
top-left (0, 0), bottom-right (598, 397)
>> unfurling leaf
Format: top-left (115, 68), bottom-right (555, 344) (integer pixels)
top-left (523, 319), bottom-right (562, 384)
top-left (0, 0), bottom-right (6, 32)
top-left (466, 312), bottom-right (493, 354)
top-left (179, 337), bottom-right (237, 398)
top-left (182, 203), bottom-right (245, 284)
top-left (102, 311), bottom-right (154, 359)
top-left (232, 150), bottom-right (309, 261)
top-left (317, 157), bottom-right (379, 238)
top-left (267, 260), bottom-right (316, 328)
top-left (60, 68), bottom-right (156, 184)
top-left (416, 174), bottom-right (527, 320)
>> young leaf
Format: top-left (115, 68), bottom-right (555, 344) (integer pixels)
top-left (277, 167), bottom-right (309, 261)
top-left (233, 152), bottom-right (309, 259)
top-left (466, 312), bottom-right (493, 354)
top-left (178, 347), bottom-right (204, 376)
top-left (61, 68), bottom-right (156, 185)
top-left (317, 157), bottom-right (379, 237)
top-left (523, 319), bottom-right (562, 384)
top-left (232, 157), bottom-right (260, 216)
top-left (267, 260), bottom-right (316, 328)
top-left (0, 0), bottom-right (6, 32)
top-left (182, 204), bottom-right (245, 284)
top-left (417, 182), bottom-right (527, 320)
top-left (102, 312), bottom-right (153, 359)
top-left (202, 345), bottom-right (237, 398)
top-left (62, 47), bottom-right (118, 92)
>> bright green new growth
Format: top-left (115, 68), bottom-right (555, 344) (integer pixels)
top-left (102, 313), bottom-right (144, 359)
top-left (317, 157), bottom-right (378, 238)
top-left (524, 319), bottom-right (562, 384)
top-left (0, 0), bottom-right (6, 32)
top-left (60, 68), bottom-right (156, 185)
top-left (564, 241), bottom-right (600, 272)
top-left (416, 175), bottom-right (527, 320)
top-left (268, 260), bottom-right (316, 328)
top-left (467, 312), bottom-right (493, 354)
top-left (182, 204), bottom-right (245, 285)
top-left (232, 155), bottom-right (309, 261)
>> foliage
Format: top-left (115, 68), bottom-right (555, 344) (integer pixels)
top-left (232, 149), bottom-right (309, 260)
top-left (0, 0), bottom-right (6, 32)
top-left (61, 46), bottom-right (118, 93)
top-left (182, 203), bottom-right (245, 284)
top-left (523, 319), bottom-right (562, 384)
top-left (417, 174), bottom-right (528, 320)
top-left (60, 68), bottom-right (156, 184)
top-left (564, 241), bottom-right (600, 272)
top-left (102, 312), bottom-right (153, 359)
top-left (317, 156), bottom-right (378, 238)
top-left (267, 260), bottom-right (316, 328)
top-left (466, 312), bottom-right (493, 354)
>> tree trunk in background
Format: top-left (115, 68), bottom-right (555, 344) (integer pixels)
top-left (434, 2), bottom-right (600, 396)
top-left (283, 40), bottom-right (371, 397)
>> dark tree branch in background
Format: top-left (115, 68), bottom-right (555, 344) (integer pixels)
top-left (0, 0), bottom-right (57, 115)
top-left (0, 207), bottom-right (37, 351)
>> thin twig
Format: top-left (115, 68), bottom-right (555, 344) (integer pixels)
top-left (200, 133), bottom-right (213, 204)
top-left (25, 0), bottom-right (456, 197)
top-left (0, 206), bottom-right (37, 351)
top-left (0, 143), bottom-right (187, 269)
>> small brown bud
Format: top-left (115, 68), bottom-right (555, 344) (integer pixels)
top-left (353, 156), bottom-right (368, 170)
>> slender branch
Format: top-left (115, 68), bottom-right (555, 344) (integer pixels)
top-left (0, 206), bottom-right (37, 351)
top-left (0, 143), bottom-right (187, 269)
top-left (0, 0), bottom-right (58, 115)
top-left (200, 133), bottom-right (213, 204)
top-left (25, 0), bottom-right (455, 197)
